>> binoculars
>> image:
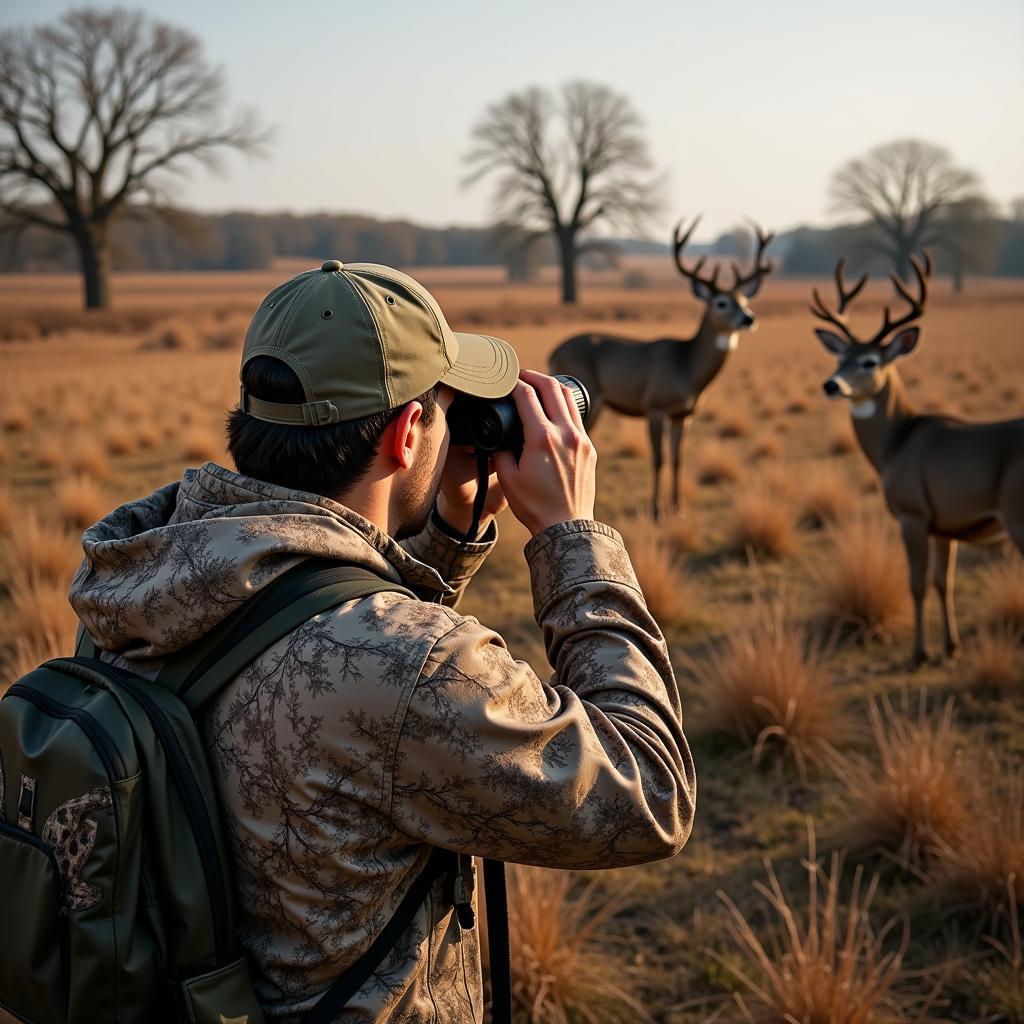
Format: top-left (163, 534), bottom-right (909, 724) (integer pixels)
top-left (447, 375), bottom-right (592, 458)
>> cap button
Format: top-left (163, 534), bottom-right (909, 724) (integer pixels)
top-left (321, 259), bottom-right (344, 272)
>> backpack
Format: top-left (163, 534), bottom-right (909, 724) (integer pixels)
top-left (0, 557), bottom-right (511, 1024)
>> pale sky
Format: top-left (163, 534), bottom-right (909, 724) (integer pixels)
top-left (4, 0), bottom-right (1023, 242)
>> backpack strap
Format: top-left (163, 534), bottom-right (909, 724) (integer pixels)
top-left (156, 558), bottom-right (415, 710)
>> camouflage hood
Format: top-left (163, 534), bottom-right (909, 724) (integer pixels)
top-left (69, 461), bottom-right (453, 660)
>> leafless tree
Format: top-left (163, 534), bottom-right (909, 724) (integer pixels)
top-left (829, 138), bottom-right (988, 282)
top-left (0, 7), bottom-right (268, 309)
top-left (464, 81), bottom-right (662, 304)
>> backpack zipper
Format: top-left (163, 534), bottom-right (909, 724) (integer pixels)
top-left (48, 658), bottom-right (232, 968)
top-left (5, 684), bottom-right (128, 781)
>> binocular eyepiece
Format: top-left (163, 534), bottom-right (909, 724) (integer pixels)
top-left (447, 375), bottom-right (591, 458)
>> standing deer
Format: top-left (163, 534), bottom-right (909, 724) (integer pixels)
top-left (549, 217), bottom-right (775, 518)
top-left (812, 253), bottom-right (1024, 667)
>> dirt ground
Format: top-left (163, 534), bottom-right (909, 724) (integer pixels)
top-left (1, 266), bottom-right (1023, 1021)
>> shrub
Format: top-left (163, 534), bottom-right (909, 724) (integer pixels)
top-left (3, 403), bottom-right (31, 432)
top-left (712, 822), bottom-right (938, 1024)
top-left (978, 556), bottom-right (1024, 633)
top-left (508, 865), bottom-right (652, 1024)
top-left (142, 318), bottom-right (200, 350)
top-left (814, 514), bottom-right (907, 637)
top-left (717, 412), bottom-right (751, 440)
top-left (748, 433), bottom-right (782, 462)
top-left (966, 624), bottom-right (1022, 695)
top-left (104, 423), bottom-right (138, 456)
top-left (621, 525), bottom-right (699, 628)
top-left (2, 512), bottom-right (79, 587)
top-left (830, 693), bottom-right (967, 868)
top-left (68, 438), bottom-right (112, 481)
top-left (181, 428), bottom-right (221, 462)
top-left (799, 463), bottom-right (856, 529)
top-left (703, 590), bottom-right (845, 775)
top-left (7, 577), bottom-right (78, 647)
top-left (828, 421), bottom-right (857, 455)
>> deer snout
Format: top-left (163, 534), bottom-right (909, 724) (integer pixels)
top-left (823, 378), bottom-right (843, 398)
top-left (739, 312), bottom-right (755, 328)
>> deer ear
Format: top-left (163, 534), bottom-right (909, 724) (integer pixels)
top-left (691, 279), bottom-right (713, 301)
top-left (885, 326), bottom-right (920, 361)
top-left (741, 275), bottom-right (766, 299)
top-left (814, 329), bottom-right (848, 356)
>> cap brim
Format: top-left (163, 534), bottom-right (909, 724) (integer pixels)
top-left (439, 332), bottom-right (519, 399)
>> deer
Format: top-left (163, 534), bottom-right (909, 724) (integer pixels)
top-left (811, 253), bottom-right (1024, 667)
top-left (549, 217), bottom-right (775, 519)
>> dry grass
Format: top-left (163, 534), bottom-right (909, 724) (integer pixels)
top-left (727, 482), bottom-right (796, 559)
top-left (970, 894), bottom-right (1024, 1023)
top-left (55, 475), bottom-right (108, 531)
top-left (712, 822), bottom-right (938, 1024)
top-left (965, 624), bottom-right (1022, 695)
top-left (697, 444), bottom-right (742, 486)
top-left (34, 438), bottom-right (65, 470)
top-left (143, 317), bottom-right (200, 350)
top-left (621, 525), bottom-right (699, 628)
top-left (702, 589), bottom-right (845, 775)
top-left (977, 556), bottom-right (1024, 633)
top-left (748, 433), bottom-right (782, 462)
top-left (2, 403), bottom-right (31, 433)
top-left (828, 420), bottom-right (857, 455)
top-left (68, 437), bottom-right (112, 481)
top-left (0, 485), bottom-right (10, 536)
top-left (830, 694), bottom-right (967, 868)
top-left (507, 865), bottom-right (652, 1024)
top-left (136, 422), bottom-right (161, 449)
top-left (181, 428), bottom-right (221, 462)
top-left (660, 513), bottom-right (700, 555)
top-left (799, 462), bottom-right (857, 529)
top-left (7, 577), bottom-right (78, 647)
top-left (717, 411), bottom-right (751, 439)
top-left (104, 422), bottom-right (138, 456)
top-left (0, 630), bottom-right (75, 691)
top-left (814, 514), bottom-right (908, 637)
top-left (2, 513), bottom-right (79, 587)
top-left (931, 756), bottom-right (1024, 925)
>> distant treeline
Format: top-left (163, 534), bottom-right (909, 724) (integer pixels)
top-left (4, 208), bottom-right (1024, 277)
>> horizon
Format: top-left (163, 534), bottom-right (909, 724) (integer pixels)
top-left (2, 0), bottom-right (1022, 245)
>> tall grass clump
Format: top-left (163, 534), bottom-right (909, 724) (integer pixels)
top-left (970, 891), bottom-right (1024, 1023)
top-left (799, 462), bottom-right (856, 529)
top-left (55, 476), bottom-right (108, 531)
top-left (931, 756), bottom-right (1023, 927)
top-left (2, 512), bottom-right (79, 586)
top-left (69, 437), bottom-right (112, 481)
top-left (0, 485), bottom-right (10, 536)
top-left (697, 444), bottom-right (742, 486)
top-left (621, 525), bottom-right (699, 628)
top-left (966, 624), bottom-right (1022, 695)
top-left (712, 822), bottom-right (939, 1024)
top-left (703, 589), bottom-right (845, 776)
top-left (727, 482), bottom-right (795, 559)
top-left (978, 556), bottom-right (1024, 633)
top-left (507, 865), bottom-right (652, 1024)
top-left (814, 514), bottom-right (907, 637)
top-left (830, 694), bottom-right (967, 868)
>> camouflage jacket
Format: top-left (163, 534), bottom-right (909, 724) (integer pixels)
top-left (69, 461), bottom-right (696, 1023)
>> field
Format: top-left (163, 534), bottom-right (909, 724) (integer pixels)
top-left (2, 265), bottom-right (1023, 1022)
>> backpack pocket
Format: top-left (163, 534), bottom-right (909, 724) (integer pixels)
top-left (0, 820), bottom-right (68, 1023)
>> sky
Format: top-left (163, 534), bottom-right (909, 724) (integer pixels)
top-left (4, 0), bottom-right (1023, 242)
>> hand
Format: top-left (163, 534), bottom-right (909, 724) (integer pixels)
top-left (493, 369), bottom-right (597, 537)
top-left (435, 444), bottom-right (508, 538)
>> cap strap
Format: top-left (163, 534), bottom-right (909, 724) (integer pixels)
top-left (240, 386), bottom-right (341, 426)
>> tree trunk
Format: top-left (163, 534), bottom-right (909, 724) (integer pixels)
top-left (893, 241), bottom-right (912, 283)
top-left (72, 223), bottom-right (112, 310)
top-left (557, 230), bottom-right (577, 305)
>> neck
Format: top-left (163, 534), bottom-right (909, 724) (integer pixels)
top-left (337, 476), bottom-right (393, 536)
top-left (683, 313), bottom-right (736, 390)
top-left (851, 371), bottom-right (916, 473)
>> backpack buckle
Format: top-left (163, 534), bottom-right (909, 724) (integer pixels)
top-left (453, 854), bottom-right (476, 930)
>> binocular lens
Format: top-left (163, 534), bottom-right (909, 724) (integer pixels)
top-left (447, 375), bottom-right (591, 456)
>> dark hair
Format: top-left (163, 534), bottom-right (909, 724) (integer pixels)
top-left (226, 356), bottom-right (439, 498)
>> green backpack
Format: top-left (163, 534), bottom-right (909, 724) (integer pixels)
top-left (0, 558), bottom-right (480, 1024)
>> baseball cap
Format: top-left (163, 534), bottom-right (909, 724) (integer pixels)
top-left (239, 260), bottom-right (519, 425)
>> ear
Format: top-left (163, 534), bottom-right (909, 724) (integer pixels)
top-left (387, 401), bottom-right (423, 470)
top-left (814, 328), bottom-right (849, 356)
top-left (885, 326), bottom-right (920, 362)
top-left (691, 279), bottom-right (713, 301)
top-left (741, 276), bottom-right (764, 299)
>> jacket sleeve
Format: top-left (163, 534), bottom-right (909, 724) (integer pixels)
top-left (398, 510), bottom-right (497, 609)
top-left (389, 519), bottom-right (696, 869)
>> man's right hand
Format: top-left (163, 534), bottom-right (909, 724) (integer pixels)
top-left (493, 369), bottom-right (597, 537)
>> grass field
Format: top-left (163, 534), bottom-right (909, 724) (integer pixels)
top-left (2, 266), bottom-right (1023, 1022)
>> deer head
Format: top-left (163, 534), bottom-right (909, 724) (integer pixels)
top-left (812, 254), bottom-right (931, 404)
top-left (673, 217), bottom-right (775, 337)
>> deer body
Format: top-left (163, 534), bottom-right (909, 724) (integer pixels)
top-left (550, 217), bottom-right (774, 518)
top-left (814, 254), bottom-right (1024, 666)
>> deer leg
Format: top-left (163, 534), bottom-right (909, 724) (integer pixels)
top-left (648, 413), bottom-right (665, 521)
top-left (668, 416), bottom-right (688, 514)
top-left (900, 518), bottom-right (932, 669)
top-left (932, 537), bottom-right (960, 658)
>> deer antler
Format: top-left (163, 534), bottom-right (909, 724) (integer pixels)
top-left (673, 216), bottom-right (720, 294)
top-left (868, 251), bottom-right (932, 344)
top-left (810, 257), bottom-right (869, 343)
top-left (731, 219), bottom-right (776, 293)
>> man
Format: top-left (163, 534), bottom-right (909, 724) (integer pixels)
top-left (69, 260), bottom-right (696, 1022)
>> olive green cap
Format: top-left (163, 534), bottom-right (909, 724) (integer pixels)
top-left (239, 260), bottom-right (519, 425)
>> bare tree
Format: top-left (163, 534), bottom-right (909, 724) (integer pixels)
top-left (0, 8), bottom-right (268, 309)
top-left (829, 138), bottom-right (987, 282)
top-left (464, 81), bottom-right (662, 304)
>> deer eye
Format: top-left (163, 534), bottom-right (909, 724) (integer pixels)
top-left (713, 298), bottom-right (729, 310)
top-left (860, 356), bottom-right (880, 369)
